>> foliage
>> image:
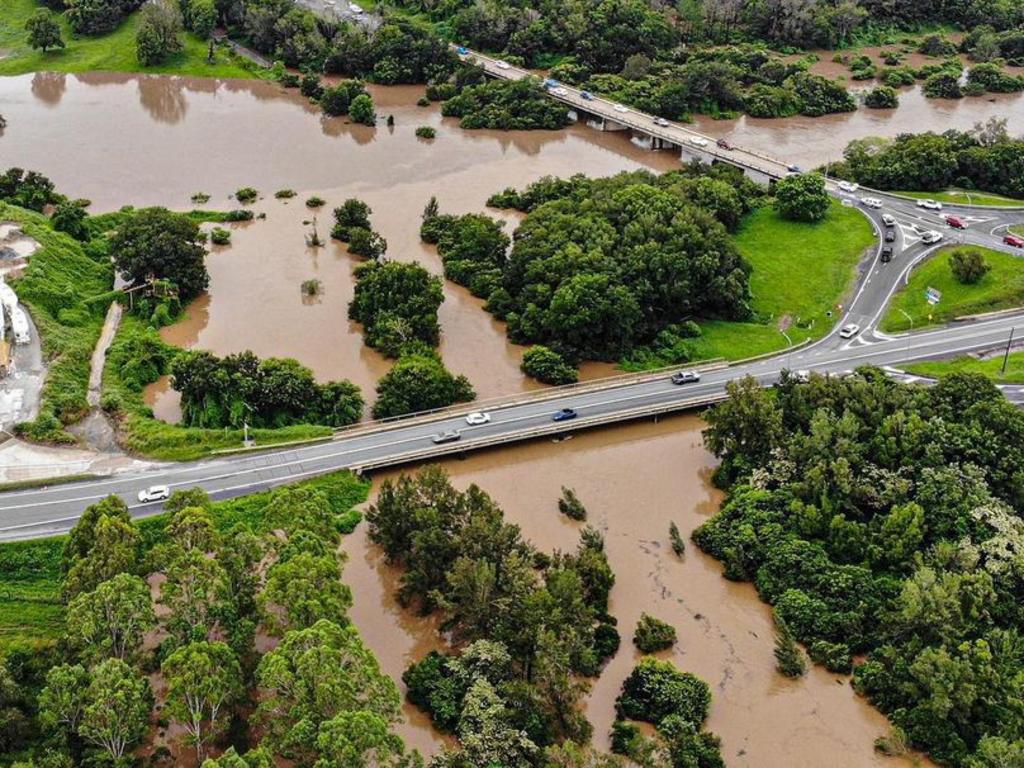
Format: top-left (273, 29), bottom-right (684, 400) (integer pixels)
top-left (66, 0), bottom-right (145, 35)
top-left (774, 173), bottom-right (830, 223)
top-left (170, 348), bottom-right (363, 429)
top-left (111, 206), bottom-right (208, 301)
top-left (522, 346), bottom-right (579, 385)
top-left (209, 226), bottom-right (231, 245)
top-left (306, 196), bottom-right (325, 208)
top-left (372, 351), bottom-right (475, 419)
top-left (616, 658), bottom-right (711, 726)
top-left (633, 614), bottom-right (677, 653)
top-left (558, 488), bottom-right (587, 521)
top-left (441, 78), bottom-right (571, 130)
top-left (235, 187), bottom-right (258, 204)
top-left (331, 198), bottom-right (372, 241)
top-left (349, 93), bottom-right (376, 125)
top-left (0, 168), bottom-right (59, 212)
top-left (348, 260), bottom-right (444, 357)
top-left (669, 522), bottom-right (685, 557)
top-left (135, 0), bottom-right (183, 66)
top-left (415, 125), bottom-right (436, 139)
top-left (25, 9), bottom-right (64, 53)
top-left (949, 248), bottom-right (991, 285)
top-left (319, 80), bottom-right (368, 117)
top-left (864, 86), bottom-right (898, 109)
top-left (51, 202), bottom-right (89, 241)
top-left (773, 612), bottom-right (806, 677)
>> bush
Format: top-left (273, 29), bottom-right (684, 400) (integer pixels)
top-left (190, 192), bottom-right (211, 204)
top-left (558, 487), bottom-right (587, 521)
top-left (864, 86), bottom-right (898, 109)
top-left (235, 187), bottom-right (258, 204)
top-left (275, 189), bottom-right (296, 199)
top-left (417, 96), bottom-right (430, 107)
top-left (349, 94), bottom-right (376, 125)
top-left (346, 227), bottom-right (387, 260)
top-left (616, 658), bottom-right (711, 726)
top-left (774, 173), bottom-right (829, 222)
top-left (209, 227), bottom-right (230, 245)
top-left (669, 521), bottom-right (685, 557)
top-left (880, 66), bottom-right (916, 87)
top-left (808, 640), bottom-right (852, 673)
top-left (923, 72), bottom-right (963, 99)
top-left (372, 351), bottom-right (475, 419)
top-left (948, 248), bottom-right (990, 284)
top-left (441, 78), bottom-right (571, 130)
top-left (633, 614), bottom-right (677, 653)
top-left (301, 279), bottom-right (321, 296)
top-left (305, 196), bottom-right (325, 208)
top-left (280, 72), bottom-right (301, 88)
top-left (331, 198), bottom-right (371, 241)
top-left (773, 612), bottom-right (806, 678)
top-left (521, 345), bottom-right (578, 385)
top-left (415, 126), bottom-right (436, 139)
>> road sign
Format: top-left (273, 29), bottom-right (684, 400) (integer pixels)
top-left (925, 287), bottom-right (942, 305)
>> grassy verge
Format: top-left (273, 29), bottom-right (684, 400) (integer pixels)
top-left (904, 353), bottom-right (1024, 384)
top-left (0, 470), bottom-right (368, 655)
top-left (880, 245), bottom-right (1024, 332)
top-left (102, 313), bottom-right (332, 462)
top-left (894, 189), bottom-right (1024, 208)
top-left (3, 203), bottom-right (114, 444)
top-left (624, 202), bottom-right (874, 368)
top-left (0, 0), bottom-right (263, 78)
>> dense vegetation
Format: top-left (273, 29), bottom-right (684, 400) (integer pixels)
top-left (440, 77), bottom-right (571, 130)
top-left (696, 370), bottom-right (1024, 766)
top-left (349, 259), bottom-right (444, 357)
top-left (834, 121), bottom-right (1024, 199)
top-left (0, 472), bottom-right (406, 766)
top-left (428, 167), bottom-right (759, 367)
top-left (372, 350), bottom-right (475, 419)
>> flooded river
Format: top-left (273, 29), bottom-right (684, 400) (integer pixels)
top-left (350, 415), bottom-right (923, 767)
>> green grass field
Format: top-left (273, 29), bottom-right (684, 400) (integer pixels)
top-left (904, 353), bottom-right (1024, 384)
top-left (0, 470), bottom-right (368, 655)
top-left (0, 0), bottom-right (262, 78)
top-left (895, 189), bottom-right (1024, 208)
top-left (880, 245), bottom-right (1024, 332)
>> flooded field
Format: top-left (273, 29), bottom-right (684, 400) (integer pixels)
top-left (351, 415), bottom-right (925, 767)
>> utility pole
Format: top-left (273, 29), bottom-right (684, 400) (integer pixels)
top-left (1002, 327), bottom-right (1016, 376)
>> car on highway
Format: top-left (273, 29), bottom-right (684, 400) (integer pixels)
top-left (138, 485), bottom-right (170, 503)
top-left (917, 198), bottom-right (943, 211)
top-left (580, 91), bottom-right (594, 100)
top-left (884, 228), bottom-right (896, 242)
top-left (653, 117), bottom-right (670, 127)
top-left (495, 60), bottom-right (511, 70)
top-left (613, 104), bottom-right (629, 113)
top-left (1004, 234), bottom-right (1024, 248)
top-left (839, 323), bottom-right (861, 339)
top-left (431, 430), bottom-right (461, 444)
top-left (689, 136), bottom-right (709, 147)
top-left (465, 412), bottom-right (491, 426)
top-left (945, 215), bottom-right (967, 229)
top-left (882, 214), bottom-right (896, 227)
top-left (456, 46), bottom-right (469, 55)
top-left (860, 197), bottom-right (883, 209)
top-left (880, 245), bottom-right (893, 262)
top-left (716, 138), bottom-right (733, 150)
top-left (787, 164), bottom-right (802, 173)
top-left (838, 181), bottom-right (860, 193)
top-left (921, 230), bottom-right (943, 244)
top-left (671, 370), bottom-right (701, 385)
top-left (551, 87), bottom-right (568, 96)
top-left (552, 408), bottom-right (578, 422)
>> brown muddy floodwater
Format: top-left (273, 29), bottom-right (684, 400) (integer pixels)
top-left (351, 415), bottom-right (926, 768)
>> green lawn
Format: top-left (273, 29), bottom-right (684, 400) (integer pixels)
top-left (895, 189), bottom-right (1024, 208)
top-left (880, 245), bottom-right (1024, 332)
top-left (904, 353), bottom-right (1024, 384)
top-left (0, 0), bottom-right (263, 78)
top-left (0, 470), bottom-right (368, 655)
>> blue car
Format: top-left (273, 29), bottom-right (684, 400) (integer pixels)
top-left (552, 408), bottom-right (578, 422)
top-left (456, 46), bottom-right (468, 55)
top-left (580, 91), bottom-right (594, 101)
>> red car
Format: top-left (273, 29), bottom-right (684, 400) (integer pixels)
top-left (945, 216), bottom-right (967, 230)
top-left (716, 138), bottom-right (733, 150)
top-left (1004, 234), bottom-right (1024, 248)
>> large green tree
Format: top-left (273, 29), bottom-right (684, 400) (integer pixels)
top-left (25, 9), bottom-right (64, 53)
top-left (66, 573), bottom-right (156, 663)
top-left (111, 207), bottom-right (208, 301)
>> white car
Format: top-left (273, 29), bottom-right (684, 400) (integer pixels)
top-left (921, 230), bottom-right (944, 244)
top-left (917, 199), bottom-right (943, 211)
top-left (138, 485), bottom-right (170, 503)
top-left (839, 323), bottom-right (861, 339)
top-left (465, 412), bottom-right (491, 426)
top-left (882, 214), bottom-right (896, 227)
top-left (860, 197), bottom-right (883, 209)
top-left (495, 60), bottom-right (511, 70)
top-left (613, 104), bottom-right (629, 113)
top-left (689, 136), bottom-right (709, 147)
top-left (794, 369), bottom-right (811, 383)
top-left (551, 87), bottom-right (568, 96)
top-left (838, 181), bottom-right (859, 193)
top-left (653, 117), bottom-right (670, 127)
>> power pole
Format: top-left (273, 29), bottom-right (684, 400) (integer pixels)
top-left (1001, 327), bottom-right (1015, 376)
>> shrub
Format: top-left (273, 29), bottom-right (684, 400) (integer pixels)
top-left (633, 614), bottom-right (677, 653)
top-left (209, 227), bottom-right (230, 245)
top-left (275, 189), bottom-right (296, 199)
top-left (235, 187), bottom-right (258, 204)
top-left (415, 126), bottom-right (436, 139)
top-left (610, 720), bottom-right (642, 755)
top-left (558, 487), bottom-right (587, 521)
top-left (349, 94), bottom-right (376, 126)
top-left (190, 192), bottom-right (210, 204)
top-left (923, 72), bottom-right (963, 99)
top-left (808, 640), bottom-right (852, 673)
top-left (301, 278), bottom-right (322, 296)
top-left (305, 196), bottom-right (325, 208)
top-left (417, 96), bottom-right (430, 107)
top-left (331, 198), bottom-right (371, 241)
top-left (864, 86), bottom-right (898, 109)
top-left (669, 521), bottom-right (685, 557)
top-left (521, 345), bottom-right (578, 385)
top-left (346, 227), bottom-right (387, 260)
top-left (616, 658), bottom-right (711, 726)
top-left (774, 173), bottom-right (829, 222)
top-left (223, 209), bottom-right (253, 222)
top-left (948, 248), bottom-right (990, 284)
top-left (773, 612), bottom-right (806, 678)
top-left (280, 72), bottom-right (301, 88)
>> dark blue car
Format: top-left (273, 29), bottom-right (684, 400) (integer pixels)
top-left (552, 408), bottom-right (577, 422)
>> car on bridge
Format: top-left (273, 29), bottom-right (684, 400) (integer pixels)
top-left (786, 164), bottom-right (802, 173)
top-left (716, 138), bottom-right (733, 150)
top-left (613, 104), bottom-right (629, 113)
top-left (653, 117), bottom-right (670, 127)
top-left (917, 199), bottom-right (943, 211)
top-left (465, 412), bottom-right (491, 426)
top-left (495, 60), bottom-right (511, 70)
top-left (1004, 234), bottom-right (1024, 248)
top-left (456, 46), bottom-right (469, 55)
top-left (945, 216), bottom-right (967, 229)
top-left (839, 323), bottom-right (861, 339)
top-left (580, 91), bottom-right (594, 101)
top-left (138, 485), bottom-right (170, 503)
top-left (671, 370), bottom-right (701, 385)
top-left (552, 408), bottom-right (578, 422)
top-left (551, 87), bottom-right (568, 96)
top-left (432, 430), bottom-right (461, 444)
top-left (689, 136), bottom-right (709, 147)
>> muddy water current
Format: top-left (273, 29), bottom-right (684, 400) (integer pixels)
top-left (350, 415), bottom-right (925, 767)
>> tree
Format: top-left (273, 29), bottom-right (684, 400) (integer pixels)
top-left (864, 86), bottom-right (898, 109)
top-left (521, 346), bottom-right (578, 385)
top-left (347, 227), bottom-right (387, 259)
top-left (349, 93), bottom-right (376, 125)
top-left (702, 376), bottom-right (783, 485)
top-left (63, 514), bottom-right (142, 600)
top-left (615, 658), bottom-right (711, 726)
top-left (78, 659), bottom-right (152, 763)
top-left (38, 664), bottom-right (89, 736)
top-left (136, 0), bottom-right (184, 66)
top-left (949, 248), bottom-right (990, 284)
top-left (332, 198), bottom-right (372, 240)
top-left (372, 351), bottom-right (475, 419)
top-left (163, 641), bottom-right (243, 761)
top-left (314, 711), bottom-right (409, 768)
top-left (25, 9), bottom-right (64, 53)
top-left (259, 551), bottom-right (353, 634)
top-left (111, 207), bottom-right (208, 301)
top-left (200, 747), bottom-right (275, 768)
top-left (63, 495), bottom-right (132, 574)
top-left (349, 260), bottom-right (444, 355)
top-left (456, 678), bottom-right (537, 768)
top-left (633, 614), bottom-right (677, 653)
top-left (773, 172), bottom-right (830, 222)
top-left (773, 612), bottom-right (806, 677)
top-left (66, 573), bottom-right (155, 663)
top-left (160, 548), bottom-right (229, 643)
top-left (51, 201), bottom-right (89, 241)
top-left (186, 0), bottom-right (217, 39)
